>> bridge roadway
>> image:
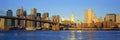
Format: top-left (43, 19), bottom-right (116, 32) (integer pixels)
top-left (0, 16), bottom-right (70, 27)
top-left (0, 16), bottom-right (56, 24)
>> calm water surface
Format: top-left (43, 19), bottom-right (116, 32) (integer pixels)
top-left (0, 30), bottom-right (120, 40)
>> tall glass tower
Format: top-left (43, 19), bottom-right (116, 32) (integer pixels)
top-left (6, 9), bottom-right (13, 27)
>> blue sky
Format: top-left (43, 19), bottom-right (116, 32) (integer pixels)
top-left (0, 0), bottom-right (120, 22)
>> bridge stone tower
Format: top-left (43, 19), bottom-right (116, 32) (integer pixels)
top-left (52, 15), bottom-right (60, 30)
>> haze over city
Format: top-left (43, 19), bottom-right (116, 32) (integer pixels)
top-left (0, 0), bottom-right (120, 22)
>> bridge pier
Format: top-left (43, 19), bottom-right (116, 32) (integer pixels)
top-left (52, 23), bottom-right (60, 30)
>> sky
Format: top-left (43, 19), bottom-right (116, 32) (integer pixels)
top-left (0, 0), bottom-right (120, 22)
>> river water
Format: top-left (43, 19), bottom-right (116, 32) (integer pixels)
top-left (0, 30), bottom-right (120, 40)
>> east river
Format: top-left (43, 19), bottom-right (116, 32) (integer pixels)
top-left (0, 30), bottom-right (120, 40)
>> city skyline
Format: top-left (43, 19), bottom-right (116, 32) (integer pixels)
top-left (0, 0), bottom-right (120, 22)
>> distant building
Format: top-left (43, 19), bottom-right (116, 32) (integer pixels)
top-left (42, 12), bottom-right (49, 20)
top-left (76, 20), bottom-right (82, 28)
top-left (0, 18), bottom-right (6, 30)
top-left (104, 13), bottom-right (117, 29)
top-left (31, 8), bottom-right (37, 27)
top-left (15, 6), bottom-right (25, 27)
top-left (6, 9), bottom-right (13, 27)
top-left (31, 8), bottom-right (37, 16)
top-left (23, 10), bottom-right (27, 27)
top-left (84, 8), bottom-right (93, 23)
top-left (84, 8), bottom-right (93, 27)
top-left (104, 14), bottom-right (116, 22)
top-left (61, 17), bottom-right (65, 21)
top-left (36, 13), bottom-right (41, 28)
top-left (93, 14), bottom-right (98, 23)
top-left (23, 10), bottom-right (27, 17)
top-left (98, 17), bottom-right (103, 23)
top-left (116, 14), bottom-right (120, 28)
top-left (71, 11), bottom-right (74, 22)
top-left (116, 14), bottom-right (120, 23)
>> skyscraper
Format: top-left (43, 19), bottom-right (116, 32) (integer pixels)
top-left (84, 8), bottom-right (93, 27)
top-left (42, 12), bottom-right (49, 20)
top-left (6, 9), bottom-right (13, 27)
top-left (36, 13), bottom-right (41, 28)
top-left (15, 6), bottom-right (25, 27)
top-left (84, 8), bottom-right (93, 23)
top-left (71, 11), bottom-right (74, 22)
top-left (31, 8), bottom-right (37, 16)
top-left (31, 8), bottom-right (37, 27)
top-left (23, 10), bottom-right (27, 27)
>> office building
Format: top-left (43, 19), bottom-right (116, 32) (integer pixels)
top-left (31, 8), bottom-right (37, 27)
top-left (104, 14), bottom-right (116, 22)
top-left (84, 8), bottom-right (93, 27)
top-left (0, 18), bottom-right (6, 30)
top-left (36, 13), bottom-right (41, 28)
top-left (31, 8), bottom-right (37, 16)
top-left (6, 9), bottom-right (13, 27)
top-left (15, 6), bottom-right (25, 27)
top-left (116, 14), bottom-right (120, 23)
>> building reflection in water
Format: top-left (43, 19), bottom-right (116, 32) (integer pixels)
top-left (77, 31), bottom-right (82, 40)
top-left (67, 31), bottom-right (75, 40)
top-left (67, 31), bottom-right (94, 40)
top-left (67, 31), bottom-right (83, 40)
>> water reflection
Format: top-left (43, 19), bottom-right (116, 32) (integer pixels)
top-left (85, 31), bottom-right (93, 40)
top-left (0, 30), bottom-right (120, 40)
top-left (77, 31), bottom-right (82, 40)
top-left (69, 31), bottom-right (75, 40)
top-left (68, 30), bottom-right (83, 40)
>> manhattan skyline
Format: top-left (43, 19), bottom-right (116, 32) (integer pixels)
top-left (0, 0), bottom-right (120, 22)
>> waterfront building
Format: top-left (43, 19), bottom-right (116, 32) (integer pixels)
top-left (116, 14), bottom-right (120, 28)
top-left (84, 8), bottom-right (93, 28)
top-left (116, 14), bottom-right (120, 23)
top-left (104, 13), bottom-right (116, 29)
top-left (104, 13), bottom-right (116, 22)
top-left (0, 18), bottom-right (6, 30)
top-left (76, 20), bottom-right (82, 28)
